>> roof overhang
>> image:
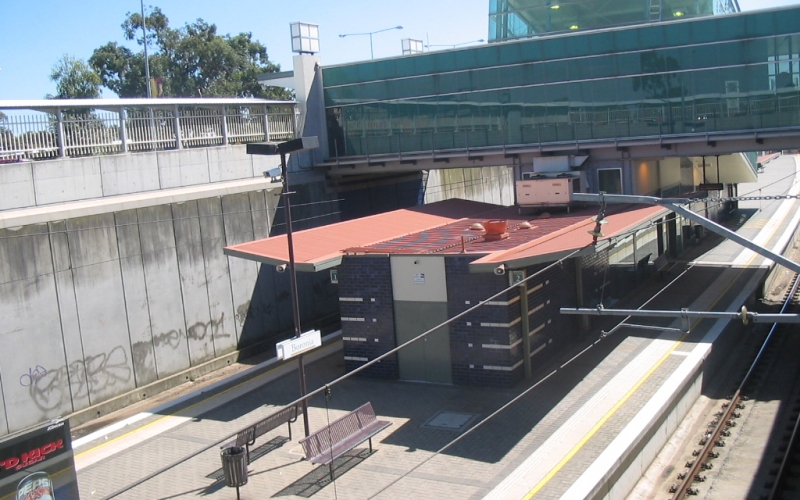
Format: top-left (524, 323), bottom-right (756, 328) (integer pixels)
top-left (468, 205), bottom-right (668, 272)
top-left (223, 199), bottom-right (500, 271)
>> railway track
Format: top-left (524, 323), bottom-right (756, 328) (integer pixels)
top-left (665, 273), bottom-right (800, 499)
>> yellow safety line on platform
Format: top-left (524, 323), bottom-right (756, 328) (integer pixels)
top-left (524, 258), bottom-right (753, 498)
top-left (523, 332), bottom-right (687, 499)
top-left (74, 340), bottom-right (342, 461)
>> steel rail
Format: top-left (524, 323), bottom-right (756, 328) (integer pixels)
top-left (766, 275), bottom-right (800, 500)
top-left (670, 274), bottom-right (800, 499)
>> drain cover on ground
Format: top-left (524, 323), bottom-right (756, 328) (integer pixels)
top-left (421, 411), bottom-right (479, 431)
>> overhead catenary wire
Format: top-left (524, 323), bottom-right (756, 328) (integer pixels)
top-left (98, 244), bottom-right (588, 499)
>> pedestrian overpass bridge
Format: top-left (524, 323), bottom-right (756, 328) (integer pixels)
top-left (317, 5), bottom-right (800, 179)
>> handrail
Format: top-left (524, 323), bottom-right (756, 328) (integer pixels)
top-left (0, 98), bottom-right (298, 161)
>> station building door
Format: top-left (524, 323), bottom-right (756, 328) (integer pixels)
top-left (390, 256), bottom-right (452, 384)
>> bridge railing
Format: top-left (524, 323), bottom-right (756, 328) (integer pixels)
top-left (0, 99), bottom-right (297, 162)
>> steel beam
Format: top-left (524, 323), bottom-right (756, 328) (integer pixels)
top-left (561, 306), bottom-right (800, 324)
top-left (572, 193), bottom-right (800, 275)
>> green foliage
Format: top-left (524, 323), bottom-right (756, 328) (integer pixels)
top-left (48, 55), bottom-right (103, 99)
top-left (89, 8), bottom-right (290, 99)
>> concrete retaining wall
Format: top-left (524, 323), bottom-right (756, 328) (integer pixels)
top-left (0, 145), bottom-right (280, 211)
top-left (424, 166), bottom-right (515, 205)
top-left (0, 159), bottom-right (515, 434)
top-left (0, 187), bottom-right (342, 436)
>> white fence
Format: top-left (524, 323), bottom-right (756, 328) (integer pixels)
top-left (0, 103), bottom-right (297, 161)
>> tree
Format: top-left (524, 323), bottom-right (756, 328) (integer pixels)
top-left (89, 8), bottom-right (290, 99)
top-left (0, 112), bottom-right (12, 151)
top-left (48, 55), bottom-right (103, 99)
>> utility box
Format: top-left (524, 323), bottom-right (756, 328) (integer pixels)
top-left (516, 176), bottom-right (577, 208)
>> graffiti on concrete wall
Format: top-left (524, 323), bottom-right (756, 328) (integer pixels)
top-left (19, 367), bottom-right (48, 388)
top-left (146, 314), bottom-right (230, 350)
top-left (235, 300), bottom-right (275, 327)
top-left (23, 346), bottom-right (132, 412)
top-left (187, 314), bottom-right (228, 342)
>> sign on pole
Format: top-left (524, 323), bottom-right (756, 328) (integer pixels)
top-left (276, 330), bottom-right (322, 360)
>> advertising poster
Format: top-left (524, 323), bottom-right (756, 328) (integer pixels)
top-left (0, 419), bottom-right (79, 500)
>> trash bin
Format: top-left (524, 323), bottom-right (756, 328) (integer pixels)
top-left (220, 446), bottom-right (248, 488)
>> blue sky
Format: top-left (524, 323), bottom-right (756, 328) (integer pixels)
top-left (0, 0), bottom-right (798, 101)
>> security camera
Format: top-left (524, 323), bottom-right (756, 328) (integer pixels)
top-left (494, 264), bottom-right (506, 276)
top-left (276, 263), bottom-right (287, 273)
top-left (263, 167), bottom-right (282, 182)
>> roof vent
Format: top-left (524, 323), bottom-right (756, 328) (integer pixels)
top-left (470, 223), bottom-right (485, 231)
top-left (483, 219), bottom-right (509, 241)
top-left (517, 221), bottom-right (533, 229)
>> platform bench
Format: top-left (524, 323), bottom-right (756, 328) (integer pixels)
top-left (227, 405), bottom-right (299, 464)
top-left (654, 253), bottom-right (678, 280)
top-left (299, 402), bottom-right (391, 480)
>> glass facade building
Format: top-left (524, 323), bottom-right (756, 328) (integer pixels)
top-left (488, 0), bottom-right (733, 41)
top-left (323, 7), bottom-right (800, 159)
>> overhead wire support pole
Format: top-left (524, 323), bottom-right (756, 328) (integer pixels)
top-left (572, 193), bottom-right (800, 275)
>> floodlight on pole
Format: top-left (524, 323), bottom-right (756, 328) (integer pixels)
top-left (401, 38), bottom-right (424, 55)
top-left (424, 39), bottom-right (485, 50)
top-left (339, 25), bottom-right (403, 59)
top-left (246, 136), bottom-right (320, 438)
top-left (290, 22), bottom-right (320, 54)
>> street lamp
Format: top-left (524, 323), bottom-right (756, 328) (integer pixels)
top-left (140, 0), bottom-right (152, 98)
top-left (339, 25), bottom-right (403, 60)
top-left (424, 39), bottom-right (485, 50)
top-left (246, 136), bottom-right (320, 437)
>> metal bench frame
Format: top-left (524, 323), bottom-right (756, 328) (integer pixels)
top-left (228, 405), bottom-right (299, 464)
top-left (299, 402), bottom-right (392, 480)
top-left (654, 253), bottom-right (678, 280)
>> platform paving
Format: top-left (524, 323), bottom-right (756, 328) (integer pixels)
top-left (72, 156), bottom-right (800, 499)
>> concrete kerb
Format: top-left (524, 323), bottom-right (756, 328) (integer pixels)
top-left (70, 331), bottom-right (343, 443)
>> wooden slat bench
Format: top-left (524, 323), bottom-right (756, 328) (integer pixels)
top-left (654, 253), bottom-right (678, 280)
top-left (226, 405), bottom-right (299, 464)
top-left (299, 402), bottom-right (391, 480)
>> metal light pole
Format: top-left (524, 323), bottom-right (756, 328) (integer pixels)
top-left (339, 26), bottom-right (403, 59)
top-left (140, 0), bottom-right (152, 98)
top-left (246, 137), bottom-right (319, 437)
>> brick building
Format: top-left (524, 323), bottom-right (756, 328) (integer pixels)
top-left (226, 198), bottom-right (666, 387)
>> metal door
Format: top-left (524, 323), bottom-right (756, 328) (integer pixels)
top-left (390, 256), bottom-right (452, 384)
top-left (394, 301), bottom-right (452, 384)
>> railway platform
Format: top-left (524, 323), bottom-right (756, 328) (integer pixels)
top-left (71, 156), bottom-right (800, 499)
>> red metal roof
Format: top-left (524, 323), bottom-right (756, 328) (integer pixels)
top-left (224, 198), bottom-right (666, 272)
top-left (468, 205), bottom-right (667, 271)
top-left (223, 199), bottom-right (504, 271)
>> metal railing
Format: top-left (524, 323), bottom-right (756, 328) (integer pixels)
top-left (0, 98), bottom-right (297, 162)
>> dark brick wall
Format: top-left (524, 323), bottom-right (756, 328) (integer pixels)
top-left (446, 256), bottom-right (520, 387)
top-left (521, 261), bottom-right (578, 371)
top-left (338, 256), bottom-right (398, 378)
top-left (580, 251), bottom-right (610, 308)
top-left (340, 253), bottom-right (581, 388)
